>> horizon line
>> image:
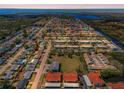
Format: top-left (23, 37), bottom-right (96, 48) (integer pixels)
top-left (0, 4), bottom-right (124, 9)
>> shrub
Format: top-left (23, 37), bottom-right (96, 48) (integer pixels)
top-left (100, 68), bottom-right (121, 79)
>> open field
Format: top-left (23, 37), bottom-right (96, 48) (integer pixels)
top-left (60, 55), bottom-right (80, 72)
top-left (50, 55), bottom-right (85, 73)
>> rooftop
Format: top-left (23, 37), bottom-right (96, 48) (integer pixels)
top-left (63, 83), bottom-right (79, 88)
top-left (83, 75), bottom-right (92, 87)
top-left (50, 61), bottom-right (60, 72)
top-left (63, 72), bottom-right (78, 82)
top-left (23, 71), bottom-right (33, 79)
top-left (107, 82), bottom-right (124, 89)
top-left (16, 79), bottom-right (28, 89)
top-left (10, 65), bottom-right (20, 71)
top-left (88, 72), bottom-right (105, 86)
top-left (46, 72), bottom-right (62, 82)
top-left (45, 83), bottom-right (61, 88)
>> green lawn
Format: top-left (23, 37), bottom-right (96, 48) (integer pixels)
top-left (51, 55), bottom-right (82, 72)
top-left (60, 55), bottom-right (80, 72)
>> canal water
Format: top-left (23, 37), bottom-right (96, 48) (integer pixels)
top-left (95, 28), bottom-right (124, 49)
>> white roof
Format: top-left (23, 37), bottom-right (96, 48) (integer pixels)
top-left (54, 44), bottom-right (93, 48)
top-left (45, 83), bottom-right (61, 87)
top-left (102, 40), bottom-right (110, 43)
top-left (80, 44), bottom-right (93, 48)
top-left (83, 75), bottom-right (92, 87)
top-left (54, 45), bottom-right (78, 48)
top-left (31, 59), bottom-right (35, 63)
top-left (97, 44), bottom-right (107, 48)
top-left (63, 83), bottom-right (79, 88)
top-left (108, 44), bottom-right (117, 49)
top-left (78, 40), bottom-right (101, 43)
top-left (53, 40), bottom-right (102, 43)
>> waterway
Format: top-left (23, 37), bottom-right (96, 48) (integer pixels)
top-left (95, 28), bottom-right (124, 49)
top-left (68, 14), bottom-right (101, 19)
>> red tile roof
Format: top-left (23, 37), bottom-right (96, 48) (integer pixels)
top-left (46, 72), bottom-right (61, 82)
top-left (107, 82), bottom-right (124, 89)
top-left (44, 37), bottom-right (49, 40)
top-left (63, 72), bottom-right (78, 82)
top-left (88, 72), bottom-right (105, 86)
top-left (70, 30), bottom-right (75, 33)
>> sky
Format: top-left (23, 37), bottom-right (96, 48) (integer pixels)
top-left (0, 4), bottom-right (124, 9)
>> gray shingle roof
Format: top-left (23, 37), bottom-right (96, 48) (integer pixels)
top-left (83, 75), bottom-right (92, 87)
top-left (25, 64), bottom-right (35, 71)
top-left (23, 71), bottom-right (33, 79)
top-left (10, 65), bottom-right (20, 71)
top-left (50, 61), bottom-right (60, 72)
top-left (16, 79), bottom-right (28, 89)
top-left (1, 71), bottom-right (13, 80)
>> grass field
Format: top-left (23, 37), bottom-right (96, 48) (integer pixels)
top-left (51, 55), bottom-right (82, 72)
top-left (60, 55), bottom-right (80, 72)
